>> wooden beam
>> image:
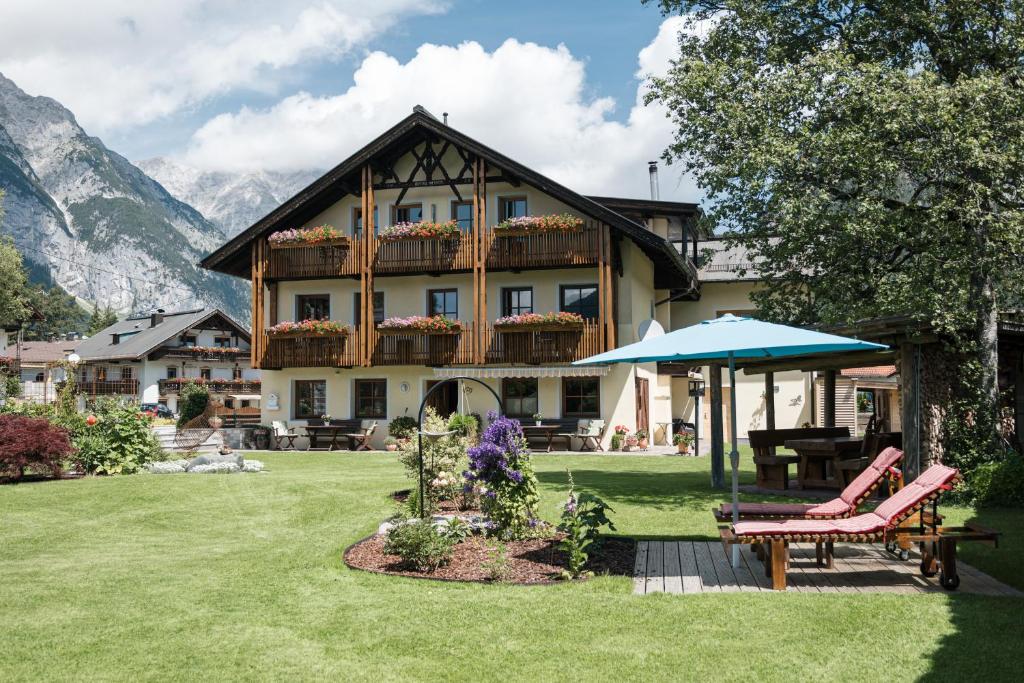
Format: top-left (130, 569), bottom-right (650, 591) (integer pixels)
top-left (739, 350), bottom-right (897, 375)
top-left (472, 157), bottom-right (481, 363)
top-left (764, 371), bottom-right (776, 430)
top-left (268, 282), bottom-right (278, 327)
top-left (823, 369), bottom-right (837, 427)
top-left (596, 219), bottom-right (607, 352)
top-left (900, 342), bottom-right (922, 480)
top-left (709, 364), bottom-right (725, 489)
top-left (1016, 350), bottom-right (1024, 454)
top-left (372, 176), bottom-right (510, 191)
top-left (365, 165), bottom-right (376, 367)
top-left (478, 158), bottom-right (487, 362)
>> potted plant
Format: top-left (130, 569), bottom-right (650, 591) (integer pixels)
top-left (635, 429), bottom-right (649, 450)
top-left (268, 225), bottom-right (348, 249)
top-left (532, 412), bottom-right (543, 427)
top-left (673, 431), bottom-right (695, 455)
top-left (624, 434), bottom-right (639, 452)
top-left (252, 425), bottom-right (271, 450)
top-left (384, 437), bottom-right (399, 452)
top-left (612, 425), bottom-right (629, 451)
top-left (377, 315), bottom-right (462, 335)
top-left (321, 413), bottom-right (332, 423)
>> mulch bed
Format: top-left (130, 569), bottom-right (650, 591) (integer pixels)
top-left (391, 489), bottom-right (479, 514)
top-left (344, 533), bottom-right (635, 585)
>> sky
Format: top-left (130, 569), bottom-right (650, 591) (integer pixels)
top-left (0, 0), bottom-right (701, 202)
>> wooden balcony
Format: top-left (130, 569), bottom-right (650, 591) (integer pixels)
top-left (80, 379), bottom-right (139, 396)
top-left (266, 237), bottom-right (361, 280)
top-left (483, 321), bottom-right (602, 364)
top-left (371, 233), bottom-right (474, 275)
top-left (155, 346), bottom-right (250, 362)
top-left (485, 223), bottom-right (599, 271)
top-left (262, 333), bottom-right (358, 369)
top-left (368, 326), bottom-right (474, 366)
top-left (159, 379), bottom-right (261, 394)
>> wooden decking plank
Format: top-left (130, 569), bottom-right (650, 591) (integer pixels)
top-left (663, 541), bottom-right (683, 595)
top-left (678, 541), bottom-right (703, 594)
top-left (789, 544), bottom-right (838, 593)
top-left (849, 544), bottom-right (920, 593)
top-left (797, 542), bottom-right (861, 593)
top-left (739, 544), bottom-right (770, 591)
top-left (781, 543), bottom-right (817, 593)
top-left (691, 540), bottom-right (722, 592)
top-left (706, 541), bottom-right (742, 592)
top-left (632, 541), bottom-right (649, 595)
top-left (644, 541), bottom-right (665, 594)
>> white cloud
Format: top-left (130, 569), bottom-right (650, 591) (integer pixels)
top-left (181, 16), bottom-right (699, 202)
top-left (0, 0), bottom-right (447, 131)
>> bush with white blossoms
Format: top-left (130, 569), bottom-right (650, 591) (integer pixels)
top-left (147, 460), bottom-right (189, 474)
top-left (146, 459), bottom-right (264, 474)
top-left (398, 407), bottom-right (470, 513)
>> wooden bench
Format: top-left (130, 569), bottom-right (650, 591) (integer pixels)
top-left (525, 418), bottom-right (579, 451)
top-left (748, 427), bottom-right (849, 490)
top-left (328, 419), bottom-right (378, 451)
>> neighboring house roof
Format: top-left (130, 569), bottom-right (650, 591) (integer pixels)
top-left (200, 106), bottom-right (699, 290)
top-left (697, 238), bottom-right (764, 282)
top-left (15, 339), bottom-right (81, 365)
top-left (74, 308), bottom-right (250, 362)
top-left (841, 365), bottom-right (898, 379)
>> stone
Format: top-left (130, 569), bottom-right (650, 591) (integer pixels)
top-left (186, 452), bottom-right (244, 471)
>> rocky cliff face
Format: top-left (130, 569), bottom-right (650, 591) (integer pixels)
top-left (0, 73), bottom-right (249, 321)
top-left (137, 158), bottom-right (320, 237)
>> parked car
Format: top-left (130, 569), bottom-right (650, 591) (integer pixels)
top-left (140, 403), bottom-right (175, 419)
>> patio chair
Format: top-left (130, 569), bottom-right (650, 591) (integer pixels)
top-left (271, 421), bottom-right (298, 450)
top-left (575, 419), bottom-right (606, 452)
top-left (714, 446), bottom-right (904, 523)
top-left (345, 420), bottom-right (377, 452)
top-left (721, 463), bottom-right (961, 590)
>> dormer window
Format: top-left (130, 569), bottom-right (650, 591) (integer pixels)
top-left (391, 203), bottom-right (422, 224)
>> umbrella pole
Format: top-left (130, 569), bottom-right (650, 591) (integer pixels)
top-left (728, 352), bottom-right (740, 568)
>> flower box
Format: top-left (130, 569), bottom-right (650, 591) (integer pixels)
top-left (268, 225), bottom-right (348, 248)
top-left (270, 236), bottom-right (350, 250)
top-left (493, 312), bottom-right (585, 332)
top-left (379, 221), bottom-right (460, 242)
top-left (268, 329), bottom-right (350, 339)
top-left (492, 213), bottom-right (584, 237)
top-left (267, 320), bottom-right (350, 338)
top-left (377, 316), bottom-right (463, 335)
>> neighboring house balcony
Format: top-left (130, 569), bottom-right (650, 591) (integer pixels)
top-left (0, 356), bottom-right (20, 375)
top-left (154, 346), bottom-right (251, 362)
top-left (159, 378), bottom-right (262, 394)
top-left (79, 379), bottom-right (139, 396)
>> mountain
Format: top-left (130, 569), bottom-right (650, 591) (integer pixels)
top-left (137, 158), bottom-right (320, 237)
top-left (0, 73), bottom-right (249, 321)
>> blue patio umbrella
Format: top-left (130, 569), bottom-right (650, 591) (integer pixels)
top-left (574, 314), bottom-right (888, 567)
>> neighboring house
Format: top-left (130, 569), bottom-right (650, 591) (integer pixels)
top-left (13, 338), bottom-right (81, 403)
top-left (814, 366), bottom-right (901, 435)
top-left (201, 107), bottom-right (702, 448)
top-left (74, 308), bottom-right (260, 413)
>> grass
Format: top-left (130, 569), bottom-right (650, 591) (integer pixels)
top-left (1, 449), bottom-right (1021, 682)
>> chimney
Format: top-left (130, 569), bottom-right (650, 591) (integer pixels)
top-left (443, 112), bottom-right (449, 125)
top-left (150, 309), bottom-right (165, 328)
top-left (648, 161), bottom-right (660, 200)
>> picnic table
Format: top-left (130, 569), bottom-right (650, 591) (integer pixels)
top-left (304, 425), bottom-right (348, 451)
top-left (783, 436), bottom-right (863, 490)
top-left (520, 424), bottom-right (561, 452)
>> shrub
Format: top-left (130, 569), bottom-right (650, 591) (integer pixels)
top-left (72, 398), bottom-right (163, 475)
top-left (383, 520), bottom-right (455, 572)
top-left (963, 457), bottom-right (1024, 507)
top-left (0, 414), bottom-right (72, 480)
top-left (557, 470), bottom-right (616, 579)
top-left (481, 540), bottom-right (512, 582)
top-left (440, 516), bottom-right (473, 542)
top-left (2, 373), bottom-right (21, 399)
top-left (177, 381), bottom-right (209, 427)
top-left (447, 413), bottom-right (479, 441)
top-left (398, 407), bottom-right (469, 513)
top-left (464, 411), bottom-right (540, 540)
top-left (388, 415), bottom-right (418, 440)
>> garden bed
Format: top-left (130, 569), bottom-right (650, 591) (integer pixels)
top-left (344, 533), bottom-right (634, 584)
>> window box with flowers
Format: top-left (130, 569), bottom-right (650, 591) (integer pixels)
top-left (169, 345), bottom-right (246, 358)
top-left (493, 311), bottom-right (585, 333)
top-left (268, 225), bottom-right (349, 249)
top-left (379, 220), bottom-right (460, 242)
top-left (267, 320), bottom-right (350, 338)
top-left (492, 213), bottom-right (584, 237)
top-left (376, 316), bottom-right (462, 336)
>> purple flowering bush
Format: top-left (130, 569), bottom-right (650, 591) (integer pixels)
top-left (464, 412), bottom-right (540, 539)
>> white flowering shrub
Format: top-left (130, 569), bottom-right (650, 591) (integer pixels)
top-left (147, 460), bottom-right (189, 474)
top-left (242, 460), bottom-right (264, 472)
top-left (189, 462), bottom-right (241, 474)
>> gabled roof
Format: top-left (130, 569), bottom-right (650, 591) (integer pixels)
top-left (200, 106), bottom-right (698, 290)
top-left (13, 339), bottom-right (81, 365)
top-left (74, 308), bottom-right (249, 362)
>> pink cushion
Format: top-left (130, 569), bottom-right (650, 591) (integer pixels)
top-left (839, 447), bottom-right (904, 505)
top-left (873, 464), bottom-right (958, 522)
top-left (735, 512), bottom-right (887, 538)
top-left (805, 497), bottom-right (853, 517)
top-left (721, 502), bottom-right (820, 517)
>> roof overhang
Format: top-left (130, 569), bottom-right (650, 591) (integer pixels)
top-left (433, 365), bottom-right (610, 379)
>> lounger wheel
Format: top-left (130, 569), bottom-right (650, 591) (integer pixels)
top-left (920, 560), bottom-right (937, 577)
top-left (898, 549), bottom-right (910, 561)
top-left (940, 572), bottom-right (960, 591)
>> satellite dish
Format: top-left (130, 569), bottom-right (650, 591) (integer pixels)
top-left (638, 319), bottom-right (665, 341)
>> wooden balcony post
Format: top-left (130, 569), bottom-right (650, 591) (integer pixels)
top-left (359, 164), bottom-right (376, 367)
top-left (600, 224), bottom-right (615, 351)
top-left (823, 369), bottom-right (837, 427)
top-left (268, 282), bottom-right (278, 327)
top-left (250, 240), bottom-right (266, 369)
top-left (764, 371), bottom-right (776, 430)
top-left (472, 157), bottom-right (487, 364)
top-left (709, 363), bottom-right (725, 489)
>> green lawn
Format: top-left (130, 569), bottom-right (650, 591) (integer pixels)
top-left (1, 451), bottom-right (1021, 682)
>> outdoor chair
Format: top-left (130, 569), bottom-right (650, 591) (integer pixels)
top-left (748, 427), bottom-right (849, 490)
top-left (345, 420), bottom-right (377, 452)
top-left (714, 446), bottom-right (904, 523)
top-left (572, 419), bottom-right (606, 452)
top-left (271, 421), bottom-right (298, 450)
top-left (721, 463), bottom-right (962, 590)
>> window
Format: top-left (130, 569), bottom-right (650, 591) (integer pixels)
top-left (199, 367), bottom-right (211, 381)
top-left (352, 206), bottom-right (379, 237)
top-left (296, 294), bottom-right (330, 320)
top-left (294, 380), bottom-right (327, 420)
top-left (427, 289), bottom-right (458, 319)
top-left (121, 367), bottom-right (135, 380)
top-left (34, 372), bottom-right (44, 382)
top-left (354, 291), bottom-right (385, 325)
top-left (502, 378), bottom-right (538, 419)
top-left (452, 201), bottom-right (473, 231)
top-left (166, 366), bottom-right (177, 380)
top-left (501, 287), bottom-right (533, 317)
top-left (562, 377), bottom-right (600, 418)
top-left (499, 196), bottom-right (528, 220)
top-left (354, 379), bottom-right (387, 418)
top-left (391, 203), bottom-right (423, 224)
top-left (560, 284), bottom-right (599, 320)
top-left (214, 336), bottom-right (232, 348)
top-left (182, 336), bottom-right (197, 347)
top-left (233, 366), bottom-right (243, 380)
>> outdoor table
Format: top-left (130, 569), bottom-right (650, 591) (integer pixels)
top-left (654, 421), bottom-right (671, 446)
top-left (521, 424), bottom-right (560, 452)
top-left (783, 436), bottom-right (863, 490)
top-left (304, 425), bottom-right (347, 452)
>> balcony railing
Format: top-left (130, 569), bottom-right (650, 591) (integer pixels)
top-left (483, 321), bottom-right (602, 364)
top-left (372, 233), bottom-right (474, 275)
top-left (485, 224), bottom-right (599, 271)
top-left (263, 333), bottom-right (358, 369)
top-left (159, 379), bottom-right (262, 394)
top-left (266, 237), bottom-right (361, 280)
top-left (368, 326), bottom-right (474, 366)
top-left (157, 346), bottom-right (250, 361)
top-left (79, 379), bottom-right (139, 396)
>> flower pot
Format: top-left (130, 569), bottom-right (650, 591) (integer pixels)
top-left (386, 444), bottom-right (398, 452)
top-left (638, 438), bottom-right (649, 450)
top-left (270, 236), bottom-right (349, 250)
top-left (677, 443), bottom-right (690, 455)
top-left (535, 421), bottom-right (542, 427)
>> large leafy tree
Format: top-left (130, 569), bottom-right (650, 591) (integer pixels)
top-left (647, 1), bottom-right (1024, 444)
top-left (0, 192), bottom-right (30, 327)
top-left (23, 286), bottom-right (89, 341)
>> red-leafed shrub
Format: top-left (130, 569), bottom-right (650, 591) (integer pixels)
top-left (0, 414), bottom-right (72, 481)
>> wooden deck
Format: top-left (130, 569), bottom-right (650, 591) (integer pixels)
top-left (633, 541), bottom-right (1022, 596)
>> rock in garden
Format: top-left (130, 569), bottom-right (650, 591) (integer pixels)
top-left (186, 453), bottom-right (244, 471)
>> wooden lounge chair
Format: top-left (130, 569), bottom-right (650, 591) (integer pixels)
top-left (713, 446), bottom-right (904, 523)
top-left (721, 464), bottom-right (964, 591)
top-left (271, 421), bottom-right (298, 450)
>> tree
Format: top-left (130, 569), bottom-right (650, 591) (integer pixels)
top-left (647, 0), bottom-right (1024, 458)
top-left (86, 303), bottom-right (119, 335)
top-left (23, 286), bottom-right (88, 341)
top-left (0, 192), bottom-right (29, 327)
